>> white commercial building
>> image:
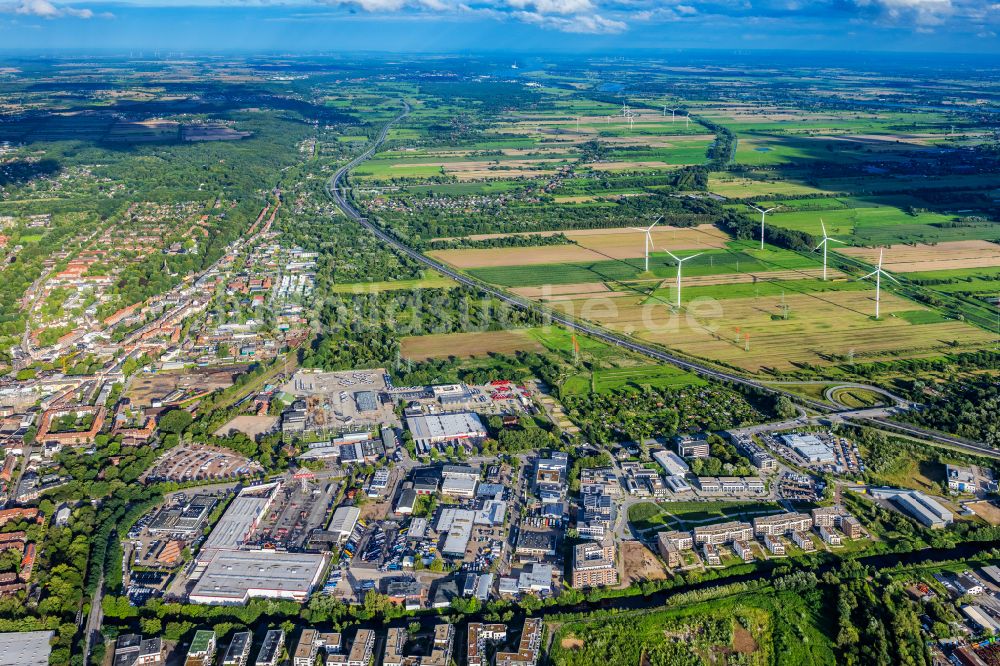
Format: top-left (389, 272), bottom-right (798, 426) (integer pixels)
top-left (653, 450), bottom-right (689, 477)
top-left (781, 434), bottom-right (835, 464)
top-left (442, 477), bottom-right (478, 498)
top-left (870, 487), bottom-right (954, 528)
top-left (406, 413), bottom-right (486, 448)
top-left (436, 508), bottom-right (477, 558)
top-left (329, 506), bottom-right (361, 542)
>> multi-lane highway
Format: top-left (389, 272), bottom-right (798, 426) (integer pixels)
top-left (325, 102), bottom-right (998, 459)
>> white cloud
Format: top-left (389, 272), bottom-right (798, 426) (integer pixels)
top-left (320, 0), bottom-right (629, 31)
top-left (854, 0), bottom-right (952, 24)
top-left (513, 8), bottom-right (626, 31)
top-left (4, 0), bottom-right (99, 17)
top-left (504, 0), bottom-right (593, 15)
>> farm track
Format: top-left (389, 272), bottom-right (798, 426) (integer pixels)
top-left (324, 101), bottom-right (1000, 459)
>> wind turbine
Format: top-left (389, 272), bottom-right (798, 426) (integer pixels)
top-left (858, 248), bottom-right (899, 320)
top-left (814, 219), bottom-right (845, 281)
top-left (663, 249), bottom-right (703, 309)
top-left (746, 204), bottom-right (780, 250)
top-left (630, 216), bottom-right (662, 272)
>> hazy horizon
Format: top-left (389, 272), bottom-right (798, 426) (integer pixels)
top-left (1, 1), bottom-right (998, 55)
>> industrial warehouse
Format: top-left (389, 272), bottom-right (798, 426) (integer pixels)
top-left (184, 482), bottom-right (331, 604)
top-left (188, 549), bottom-right (327, 604)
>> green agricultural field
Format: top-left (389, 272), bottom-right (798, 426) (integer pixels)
top-left (562, 364), bottom-right (705, 396)
top-left (395, 181), bottom-right (527, 196)
top-left (895, 310), bottom-right (951, 325)
top-left (526, 325), bottom-right (622, 361)
top-left (707, 173), bottom-right (833, 198)
top-left (760, 203), bottom-right (989, 244)
top-left (328, 275), bottom-right (456, 293)
top-left (468, 242), bottom-right (824, 288)
top-left (645, 277), bottom-right (871, 305)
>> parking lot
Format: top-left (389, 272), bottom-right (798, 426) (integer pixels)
top-left (142, 443), bottom-right (263, 482)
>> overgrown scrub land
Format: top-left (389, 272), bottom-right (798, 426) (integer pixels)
top-left (550, 588), bottom-right (834, 666)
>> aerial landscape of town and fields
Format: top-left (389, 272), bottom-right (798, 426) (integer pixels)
top-left (0, 2), bottom-right (999, 665)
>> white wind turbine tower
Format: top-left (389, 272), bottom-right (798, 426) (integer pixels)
top-left (859, 248), bottom-right (899, 320)
top-left (663, 249), bottom-right (703, 309)
top-left (814, 219), bottom-right (845, 281)
top-left (630, 216), bottom-right (662, 272)
top-left (746, 204), bottom-right (780, 250)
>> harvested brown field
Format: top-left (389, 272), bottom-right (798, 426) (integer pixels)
top-left (837, 240), bottom-right (1000, 273)
top-left (967, 501), bottom-right (1000, 526)
top-left (550, 289), bottom-right (996, 372)
top-left (588, 161), bottom-right (678, 171)
top-left (213, 415), bottom-right (278, 438)
top-left (543, 291), bottom-right (634, 302)
top-left (400, 330), bottom-right (544, 361)
top-left (621, 540), bottom-right (667, 585)
top-left (428, 225), bottom-right (728, 268)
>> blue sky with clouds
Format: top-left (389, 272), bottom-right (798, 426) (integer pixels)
top-left (0, 0), bottom-right (997, 52)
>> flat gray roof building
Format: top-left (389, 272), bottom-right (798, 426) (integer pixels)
top-left (406, 413), bottom-right (486, 447)
top-left (188, 550), bottom-right (327, 604)
top-left (200, 484), bottom-right (278, 558)
top-left (0, 630), bottom-right (54, 666)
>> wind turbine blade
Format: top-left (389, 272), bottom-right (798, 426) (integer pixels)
top-left (882, 271), bottom-right (901, 285)
top-left (648, 216), bottom-right (662, 231)
top-left (814, 241), bottom-right (825, 251)
top-left (859, 270), bottom-right (878, 281)
top-left (828, 237), bottom-right (846, 245)
top-left (820, 219), bottom-right (827, 238)
top-left (661, 248), bottom-right (680, 262)
top-left (630, 227), bottom-right (647, 233)
top-left (681, 252), bottom-right (704, 262)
